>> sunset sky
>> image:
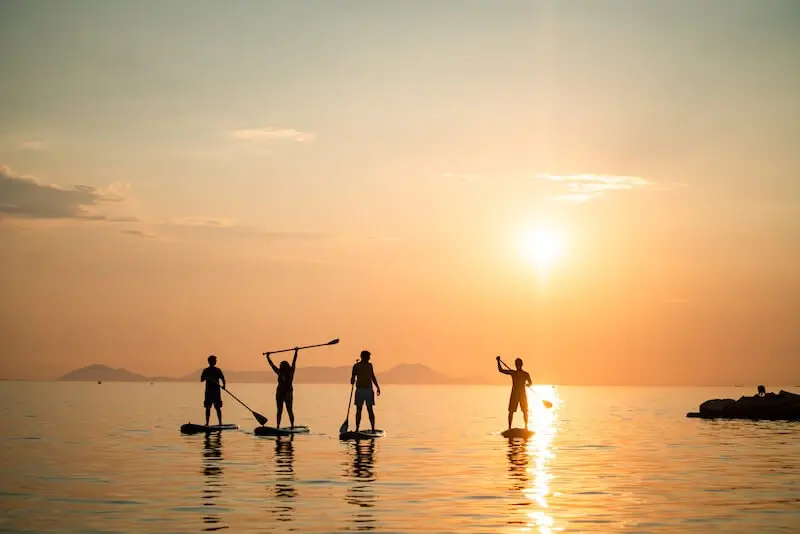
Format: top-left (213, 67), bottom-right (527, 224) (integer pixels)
top-left (1, 1), bottom-right (798, 384)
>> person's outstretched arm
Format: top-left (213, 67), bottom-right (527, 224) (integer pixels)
top-left (496, 356), bottom-right (511, 375)
top-left (266, 355), bottom-right (279, 374)
top-left (291, 348), bottom-right (298, 376)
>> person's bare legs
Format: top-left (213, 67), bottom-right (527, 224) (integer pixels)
top-left (215, 406), bottom-right (222, 426)
top-left (355, 405), bottom-right (363, 431)
top-left (205, 407), bottom-right (211, 426)
top-left (507, 411), bottom-right (513, 430)
top-left (287, 398), bottom-right (295, 428)
top-left (276, 402), bottom-right (283, 429)
top-left (367, 405), bottom-right (376, 431)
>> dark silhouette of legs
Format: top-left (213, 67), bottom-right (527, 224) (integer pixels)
top-left (355, 405), bottom-right (363, 431)
top-left (367, 405), bottom-right (376, 431)
top-left (277, 401), bottom-right (284, 429)
top-left (205, 407), bottom-right (211, 426)
top-left (215, 406), bottom-right (222, 426)
top-left (507, 411), bottom-right (513, 430)
top-left (286, 398), bottom-right (295, 428)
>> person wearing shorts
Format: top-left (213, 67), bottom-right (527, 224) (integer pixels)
top-left (497, 356), bottom-right (532, 430)
top-left (201, 355), bottom-right (226, 426)
top-left (351, 350), bottom-right (381, 432)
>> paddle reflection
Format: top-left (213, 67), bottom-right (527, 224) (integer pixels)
top-left (269, 436), bottom-right (296, 524)
top-left (507, 386), bottom-right (559, 534)
top-left (201, 433), bottom-right (228, 531)
top-left (343, 440), bottom-right (377, 531)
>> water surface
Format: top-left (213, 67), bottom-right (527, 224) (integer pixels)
top-left (1, 382), bottom-right (798, 532)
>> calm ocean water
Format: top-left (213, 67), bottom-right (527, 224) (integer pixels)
top-left (0, 382), bottom-right (798, 533)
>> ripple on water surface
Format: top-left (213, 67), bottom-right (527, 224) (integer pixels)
top-left (0, 383), bottom-right (798, 532)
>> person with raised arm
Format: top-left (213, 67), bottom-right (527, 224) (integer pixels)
top-left (267, 348), bottom-right (298, 429)
top-left (497, 356), bottom-right (532, 430)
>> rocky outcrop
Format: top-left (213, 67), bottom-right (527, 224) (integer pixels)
top-left (687, 390), bottom-right (800, 421)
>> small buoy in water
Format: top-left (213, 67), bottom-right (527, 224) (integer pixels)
top-left (97, 380), bottom-right (102, 384)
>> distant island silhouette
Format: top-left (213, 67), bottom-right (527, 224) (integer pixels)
top-left (58, 363), bottom-right (488, 385)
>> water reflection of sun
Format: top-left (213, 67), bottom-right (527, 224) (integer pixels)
top-left (525, 386), bottom-right (560, 533)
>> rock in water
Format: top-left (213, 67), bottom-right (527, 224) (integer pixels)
top-left (687, 390), bottom-right (800, 421)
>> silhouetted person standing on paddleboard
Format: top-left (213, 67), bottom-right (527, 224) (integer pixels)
top-left (351, 351), bottom-right (381, 432)
top-left (201, 355), bottom-right (226, 426)
top-left (267, 348), bottom-right (298, 429)
top-left (497, 356), bottom-right (532, 430)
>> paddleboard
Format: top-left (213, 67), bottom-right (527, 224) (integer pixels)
top-left (254, 425), bottom-right (311, 437)
top-left (339, 429), bottom-right (385, 441)
top-left (501, 428), bottom-right (534, 439)
top-left (180, 423), bottom-right (239, 434)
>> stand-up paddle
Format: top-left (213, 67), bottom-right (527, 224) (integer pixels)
top-left (223, 388), bottom-right (269, 426)
top-left (498, 357), bottom-right (553, 409)
top-left (264, 338), bottom-right (339, 357)
top-left (339, 378), bottom-right (356, 434)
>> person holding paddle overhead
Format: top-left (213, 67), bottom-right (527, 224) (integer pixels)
top-left (201, 355), bottom-right (226, 426)
top-left (497, 356), bottom-right (532, 431)
top-left (351, 351), bottom-right (381, 432)
top-left (266, 348), bottom-right (298, 429)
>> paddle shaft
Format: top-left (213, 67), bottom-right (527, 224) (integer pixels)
top-left (264, 338), bottom-right (339, 356)
top-left (339, 361), bottom-right (358, 433)
top-left (498, 357), bottom-right (552, 408)
top-left (222, 388), bottom-right (268, 424)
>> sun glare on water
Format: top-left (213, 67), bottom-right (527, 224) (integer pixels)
top-left (519, 228), bottom-right (565, 270)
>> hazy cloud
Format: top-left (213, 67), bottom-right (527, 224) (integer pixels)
top-left (121, 228), bottom-right (157, 239)
top-left (439, 172), bottom-right (481, 183)
top-left (537, 173), bottom-right (653, 202)
top-left (0, 165), bottom-right (125, 220)
top-left (229, 128), bottom-right (314, 143)
top-left (18, 140), bottom-right (47, 151)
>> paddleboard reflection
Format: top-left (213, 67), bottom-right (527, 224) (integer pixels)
top-left (344, 440), bottom-right (377, 531)
top-left (270, 436), bottom-right (296, 524)
top-left (201, 433), bottom-right (228, 531)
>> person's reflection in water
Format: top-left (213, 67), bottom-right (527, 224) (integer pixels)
top-left (269, 436), bottom-right (296, 526)
top-left (202, 432), bottom-right (228, 531)
top-left (343, 440), bottom-right (377, 531)
top-left (507, 438), bottom-right (532, 496)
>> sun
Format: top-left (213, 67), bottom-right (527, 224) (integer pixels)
top-left (519, 227), bottom-right (565, 269)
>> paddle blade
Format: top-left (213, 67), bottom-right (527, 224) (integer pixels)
top-left (255, 412), bottom-right (269, 426)
top-left (328, 338), bottom-right (339, 345)
top-left (339, 420), bottom-right (348, 434)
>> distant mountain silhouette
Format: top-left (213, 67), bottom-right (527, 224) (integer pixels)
top-left (59, 364), bottom-right (150, 382)
top-left (58, 363), bottom-right (483, 384)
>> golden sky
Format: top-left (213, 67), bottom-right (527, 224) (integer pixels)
top-left (1, 1), bottom-right (798, 383)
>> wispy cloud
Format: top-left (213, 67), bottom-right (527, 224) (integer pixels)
top-left (17, 140), bottom-right (47, 151)
top-left (537, 173), bottom-right (653, 202)
top-left (121, 228), bottom-right (157, 239)
top-left (0, 165), bottom-right (129, 220)
top-left (229, 128), bottom-right (314, 143)
top-left (173, 216), bottom-right (234, 228)
top-left (439, 172), bottom-right (481, 183)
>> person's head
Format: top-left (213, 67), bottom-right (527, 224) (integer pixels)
top-left (515, 358), bottom-right (523, 370)
top-left (279, 360), bottom-right (290, 373)
top-left (360, 350), bottom-right (371, 362)
top-left (208, 355), bottom-right (217, 367)
top-left (757, 384), bottom-right (766, 396)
